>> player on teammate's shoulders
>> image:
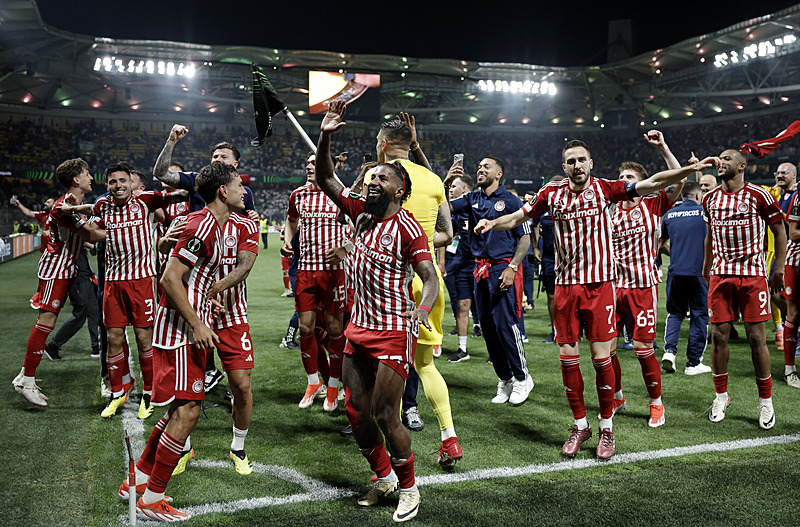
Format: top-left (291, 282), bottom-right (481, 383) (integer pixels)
top-left (316, 99), bottom-right (439, 522)
top-left (703, 149), bottom-right (785, 430)
top-left (13, 158), bottom-right (106, 407)
top-left (476, 140), bottom-right (716, 460)
top-left (120, 163), bottom-right (247, 521)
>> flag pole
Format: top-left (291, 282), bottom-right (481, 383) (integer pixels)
top-left (280, 108), bottom-right (345, 186)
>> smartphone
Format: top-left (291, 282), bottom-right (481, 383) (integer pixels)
top-left (453, 153), bottom-right (464, 165)
top-left (10, 195), bottom-right (18, 205)
top-left (364, 153), bottom-right (373, 162)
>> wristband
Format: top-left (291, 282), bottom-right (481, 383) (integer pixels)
top-left (418, 304), bottom-right (431, 314)
top-left (344, 240), bottom-right (355, 254)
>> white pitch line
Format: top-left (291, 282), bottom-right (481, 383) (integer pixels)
top-left (118, 432), bottom-right (800, 522)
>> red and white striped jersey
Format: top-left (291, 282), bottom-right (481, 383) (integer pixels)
top-left (523, 177), bottom-right (631, 285)
top-left (37, 194), bottom-right (88, 280)
top-left (213, 214), bottom-right (259, 329)
top-left (703, 182), bottom-right (784, 277)
top-left (611, 190), bottom-right (672, 288)
top-left (152, 209), bottom-right (222, 350)
top-left (288, 183), bottom-right (351, 271)
top-left (92, 192), bottom-right (170, 281)
top-left (156, 201), bottom-right (190, 268)
top-left (786, 192), bottom-right (800, 267)
top-left (338, 188), bottom-right (432, 334)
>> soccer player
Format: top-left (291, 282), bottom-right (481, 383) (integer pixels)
top-left (661, 181), bottom-right (712, 375)
top-left (12, 158), bottom-right (105, 407)
top-left (445, 158), bottom-right (533, 404)
top-left (609, 130), bottom-right (684, 428)
top-left (10, 196), bottom-right (54, 254)
top-left (283, 153), bottom-right (351, 411)
top-left (782, 188), bottom-right (800, 388)
top-left (476, 141), bottom-right (714, 459)
top-left (366, 115), bottom-right (463, 466)
top-left (703, 149), bottom-right (786, 429)
top-left (316, 99), bottom-right (438, 523)
top-left (120, 162), bottom-right (247, 521)
top-left (444, 173), bottom-right (478, 363)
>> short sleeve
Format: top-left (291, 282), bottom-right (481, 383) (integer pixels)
top-left (338, 188), bottom-right (366, 220)
top-left (176, 172), bottom-right (197, 193)
top-left (522, 188), bottom-right (548, 219)
top-left (238, 219), bottom-right (259, 255)
top-left (287, 190), bottom-right (300, 219)
top-left (173, 215), bottom-right (211, 267)
top-left (787, 193), bottom-right (800, 223)
top-left (759, 190), bottom-right (785, 225)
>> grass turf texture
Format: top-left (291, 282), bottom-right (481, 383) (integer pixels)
top-left (2, 235), bottom-right (800, 526)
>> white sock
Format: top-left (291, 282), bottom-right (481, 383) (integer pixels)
top-left (785, 364), bottom-right (797, 375)
top-left (183, 435), bottom-right (192, 452)
top-left (599, 417), bottom-right (613, 431)
top-left (141, 488), bottom-right (164, 505)
top-left (378, 469), bottom-right (397, 483)
top-left (231, 426), bottom-right (248, 451)
top-left (458, 336), bottom-right (467, 351)
top-left (716, 392), bottom-right (729, 401)
top-left (575, 417), bottom-right (589, 430)
top-left (307, 373), bottom-right (320, 385)
top-left (614, 390), bottom-right (624, 401)
top-left (650, 396), bottom-right (662, 406)
top-left (134, 466), bottom-right (149, 484)
top-left (776, 322), bottom-right (784, 331)
top-left (441, 427), bottom-right (456, 441)
top-left (22, 375), bottom-right (35, 385)
top-left (401, 483), bottom-right (419, 492)
top-left (759, 397), bottom-right (773, 406)
top-left (328, 377), bottom-right (339, 389)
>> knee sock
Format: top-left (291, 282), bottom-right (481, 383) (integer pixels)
top-left (593, 357), bottom-right (616, 419)
top-left (560, 355), bottom-right (585, 420)
top-left (713, 373), bottom-right (729, 397)
top-left (635, 347), bottom-right (662, 400)
top-left (298, 332), bottom-right (319, 380)
top-left (143, 432), bottom-right (185, 501)
top-left (784, 320), bottom-right (797, 367)
top-left (756, 375), bottom-right (772, 399)
top-left (391, 452), bottom-right (416, 490)
top-left (139, 347), bottom-right (154, 392)
top-left (23, 322), bottom-right (54, 377)
top-left (107, 351), bottom-right (126, 396)
top-left (136, 415), bottom-right (169, 475)
top-left (328, 332), bottom-right (345, 383)
top-left (610, 349), bottom-right (622, 393)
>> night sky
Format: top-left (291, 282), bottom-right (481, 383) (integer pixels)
top-left (36, 1), bottom-right (800, 66)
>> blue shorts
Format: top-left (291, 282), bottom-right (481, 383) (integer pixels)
top-left (541, 257), bottom-right (555, 294)
top-left (446, 257), bottom-right (476, 301)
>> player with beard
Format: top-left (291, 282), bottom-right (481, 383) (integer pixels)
top-left (703, 149), bottom-right (786, 429)
top-left (476, 141), bottom-right (715, 459)
top-left (316, 100), bottom-right (438, 523)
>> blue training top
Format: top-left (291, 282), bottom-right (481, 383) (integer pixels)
top-left (661, 199), bottom-right (706, 277)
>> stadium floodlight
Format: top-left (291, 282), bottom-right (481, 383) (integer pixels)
top-left (713, 33), bottom-right (797, 68)
top-left (477, 78), bottom-right (557, 96)
top-left (92, 56), bottom-right (200, 78)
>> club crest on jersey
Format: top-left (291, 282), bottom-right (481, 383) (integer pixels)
top-left (494, 201), bottom-right (506, 212)
top-left (583, 189), bottom-right (596, 201)
top-left (192, 379), bottom-right (204, 393)
top-left (128, 202), bottom-right (141, 215)
top-left (187, 238), bottom-right (202, 253)
top-left (379, 233), bottom-right (394, 247)
top-left (52, 299), bottom-right (61, 308)
top-left (224, 235), bottom-right (237, 248)
top-left (738, 202), bottom-right (749, 213)
top-left (788, 287), bottom-right (794, 296)
top-left (631, 209), bottom-right (642, 221)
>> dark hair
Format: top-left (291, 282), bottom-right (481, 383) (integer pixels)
top-left (483, 157), bottom-right (505, 174)
top-left (55, 158), bottom-right (89, 189)
top-left (170, 162), bottom-right (185, 172)
top-left (195, 163), bottom-right (238, 203)
top-left (212, 142), bottom-right (241, 161)
top-left (681, 181), bottom-right (701, 198)
top-left (105, 160), bottom-right (135, 177)
top-left (379, 120), bottom-right (413, 147)
top-left (457, 174), bottom-right (475, 190)
top-left (562, 140), bottom-right (591, 160)
top-left (618, 161), bottom-right (648, 181)
top-left (385, 161), bottom-right (413, 205)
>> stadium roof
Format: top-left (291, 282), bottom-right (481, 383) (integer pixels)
top-left (2, 0), bottom-right (800, 130)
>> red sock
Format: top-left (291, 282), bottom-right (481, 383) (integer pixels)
top-left (593, 357), bottom-right (616, 419)
top-left (121, 338), bottom-right (131, 381)
top-left (136, 415), bottom-right (169, 475)
top-left (328, 332), bottom-right (345, 381)
top-left (360, 442), bottom-right (392, 479)
top-left (107, 351), bottom-right (126, 394)
top-left (635, 347), bottom-right (661, 399)
top-left (756, 375), bottom-right (772, 399)
top-left (283, 275), bottom-right (291, 289)
top-left (610, 349), bottom-right (622, 392)
top-left (391, 452), bottom-right (416, 490)
top-left (784, 320), bottom-right (797, 366)
top-left (344, 387), bottom-right (360, 429)
top-left (146, 432), bottom-right (185, 494)
top-left (560, 355), bottom-right (586, 420)
top-left (316, 344), bottom-right (330, 385)
top-left (23, 322), bottom-right (54, 376)
top-left (299, 332), bottom-right (319, 377)
top-left (139, 347), bottom-right (154, 392)
top-left (713, 373), bottom-right (729, 394)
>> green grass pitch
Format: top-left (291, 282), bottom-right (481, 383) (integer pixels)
top-left (2, 235), bottom-right (799, 526)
